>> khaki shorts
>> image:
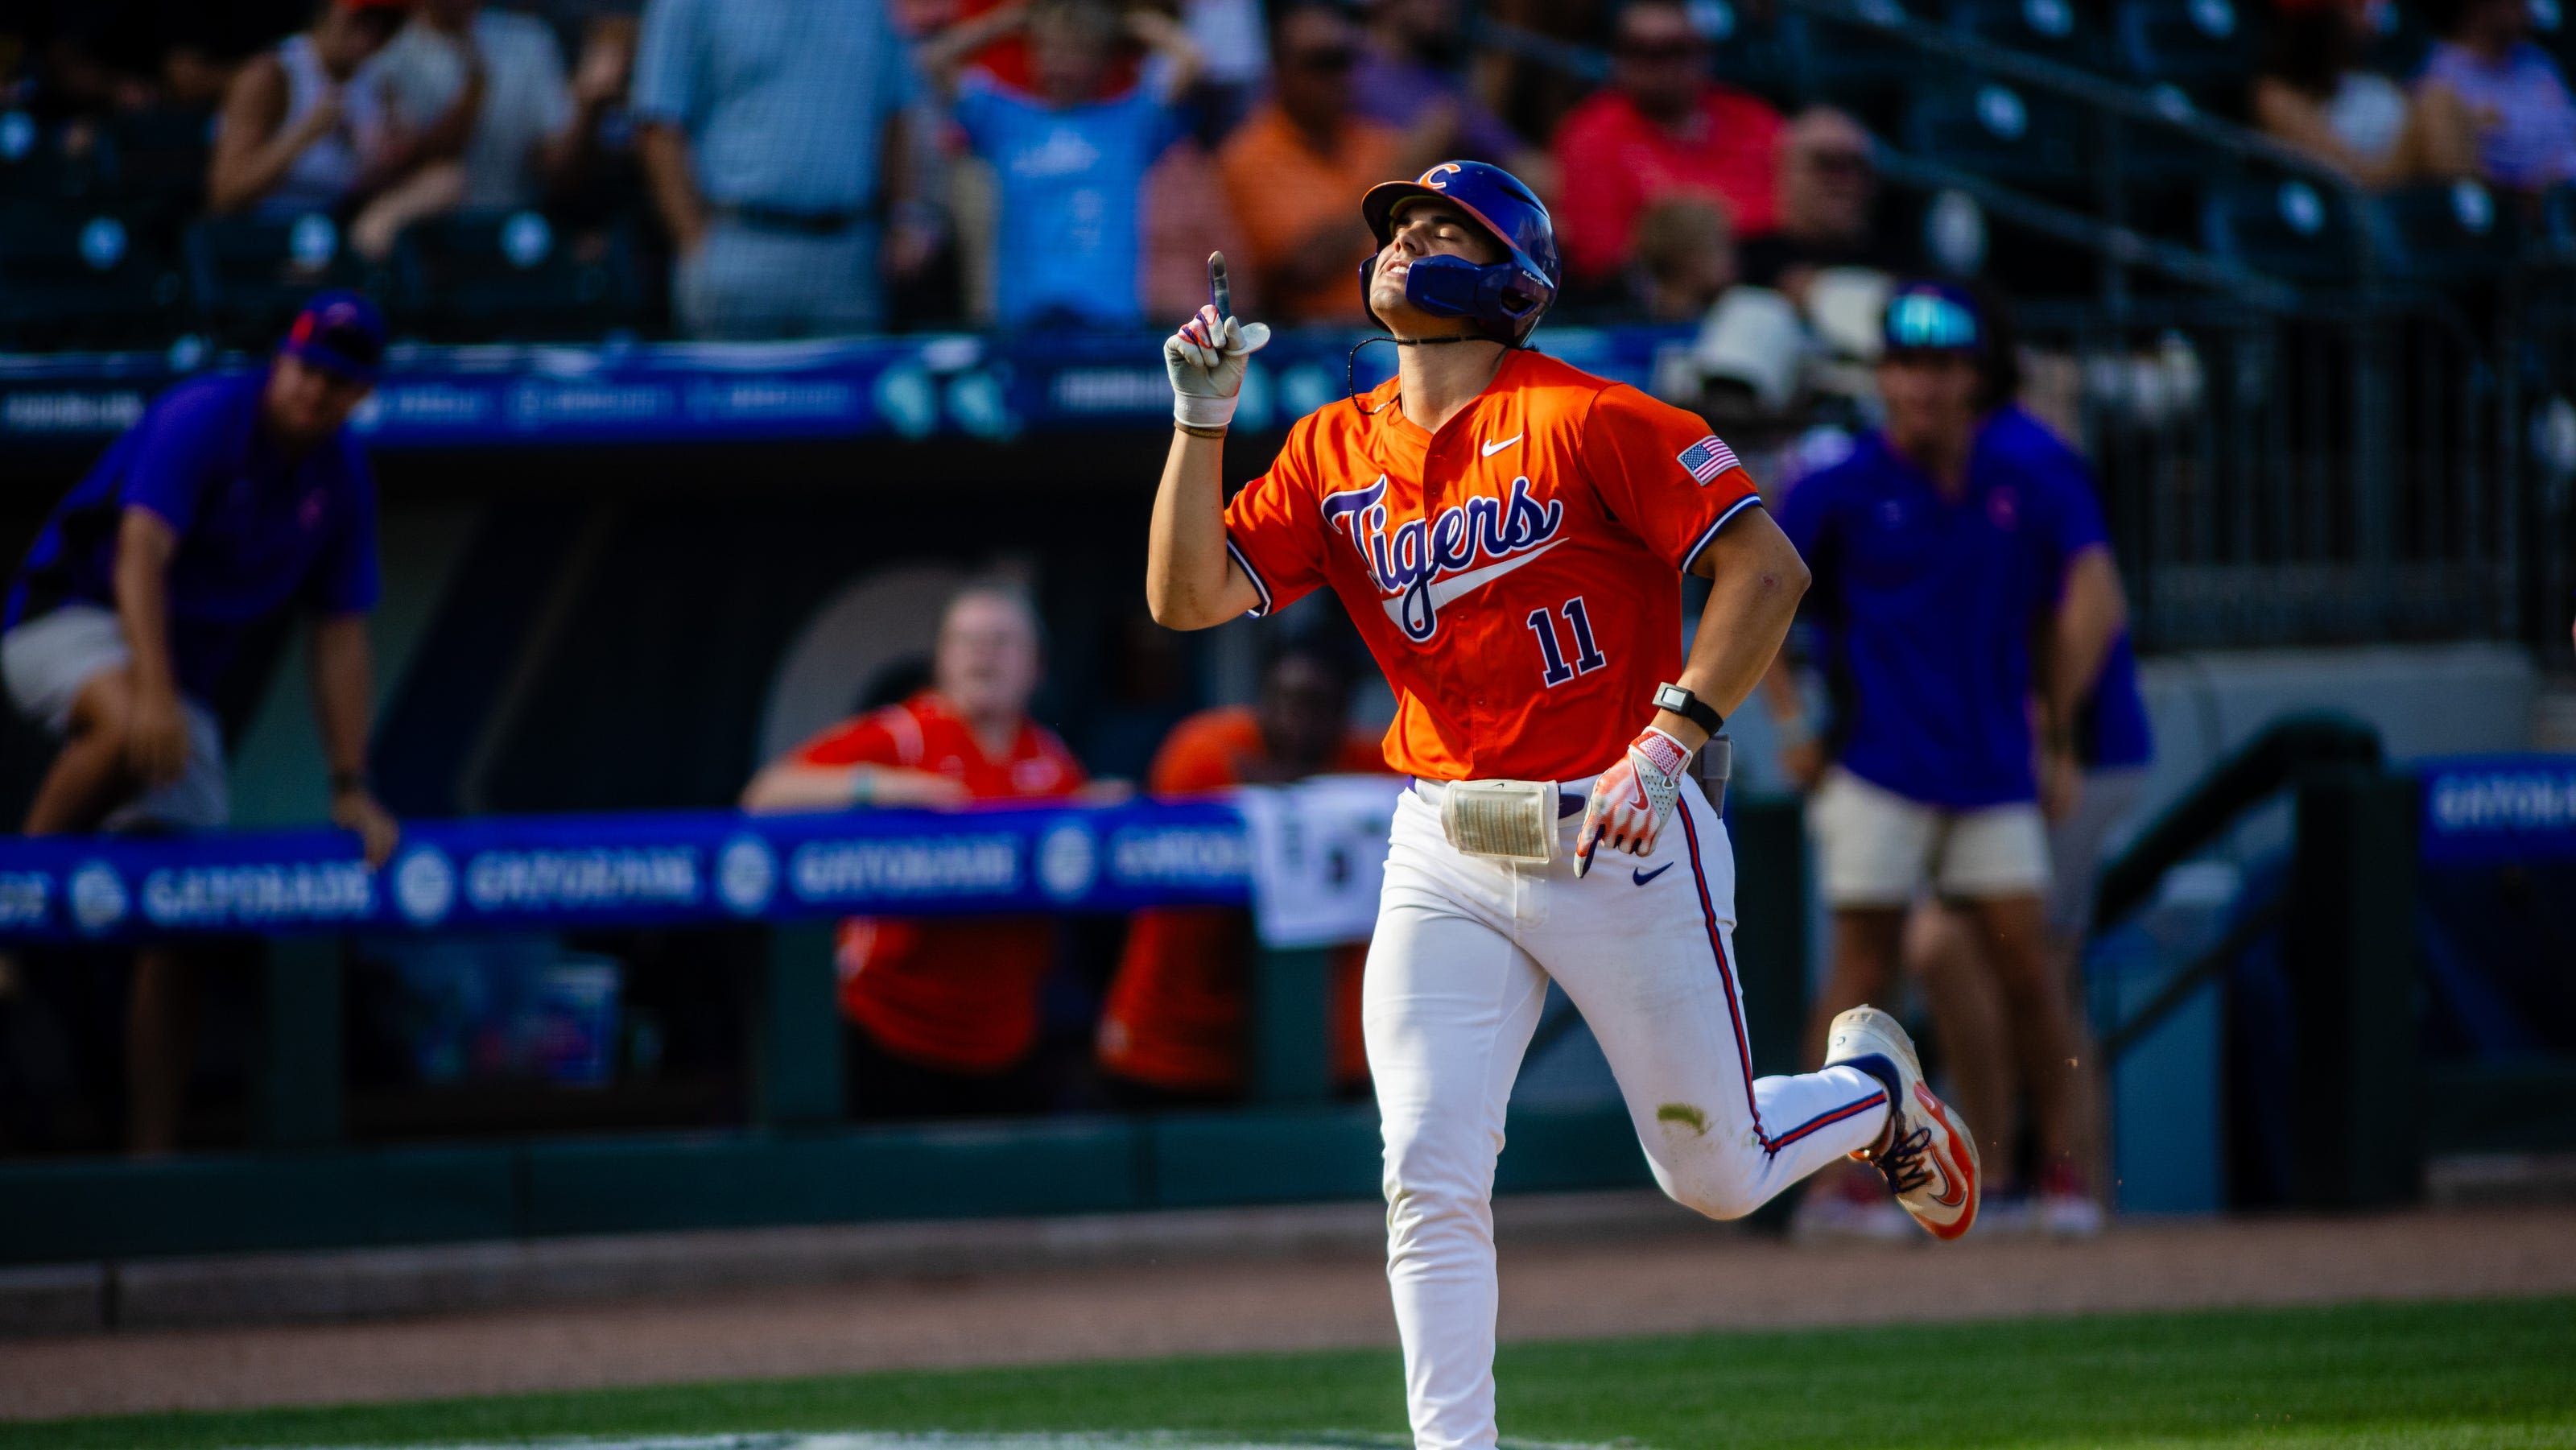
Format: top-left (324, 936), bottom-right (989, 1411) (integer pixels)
top-left (1808, 765), bottom-right (2049, 907)
top-left (1, 603), bottom-right (229, 831)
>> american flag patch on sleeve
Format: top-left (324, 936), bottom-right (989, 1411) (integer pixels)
top-left (1677, 435), bottom-right (1741, 485)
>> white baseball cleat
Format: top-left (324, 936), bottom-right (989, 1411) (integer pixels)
top-left (1824, 1006), bottom-right (1981, 1241)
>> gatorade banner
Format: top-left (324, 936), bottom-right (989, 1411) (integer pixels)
top-left (0, 800), bottom-right (1260, 944)
top-left (2417, 754), bottom-right (2576, 866)
top-left (0, 328), bottom-right (1678, 449)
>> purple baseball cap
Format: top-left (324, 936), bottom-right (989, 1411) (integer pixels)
top-left (279, 290), bottom-right (388, 384)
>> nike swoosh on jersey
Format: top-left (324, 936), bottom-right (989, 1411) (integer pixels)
top-left (1381, 539), bottom-right (1566, 630)
top-left (1480, 433), bottom-right (1524, 457)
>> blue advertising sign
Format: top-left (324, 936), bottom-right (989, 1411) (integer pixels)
top-left (2417, 755), bottom-right (2576, 866)
top-left (0, 800), bottom-right (1257, 944)
top-left (0, 327), bottom-right (1687, 449)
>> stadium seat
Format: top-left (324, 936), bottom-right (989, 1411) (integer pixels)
top-left (394, 210), bottom-right (642, 342)
top-left (1793, 0), bottom-right (1934, 105)
top-left (103, 108), bottom-right (215, 226)
top-left (184, 213), bottom-right (383, 347)
top-left (2200, 173), bottom-right (2371, 287)
top-left (2362, 0), bottom-right (2433, 79)
top-left (2104, 85), bottom-right (2230, 202)
top-left (2375, 179), bottom-right (2521, 284)
top-left (2117, 0), bottom-right (2257, 89)
top-left (1699, 0), bottom-right (1803, 108)
top-left (0, 110), bottom-right (112, 208)
top-left (1943, 0), bottom-right (2106, 72)
top-left (0, 206), bottom-right (187, 349)
top-left (1900, 78), bottom-right (2090, 192)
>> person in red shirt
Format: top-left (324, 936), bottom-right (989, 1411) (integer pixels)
top-left (1550, 0), bottom-right (1785, 287)
top-left (742, 583), bottom-right (1088, 1120)
top-left (1096, 642), bottom-right (1389, 1105)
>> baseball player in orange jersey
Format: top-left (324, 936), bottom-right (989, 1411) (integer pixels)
top-left (1146, 159), bottom-right (1981, 1449)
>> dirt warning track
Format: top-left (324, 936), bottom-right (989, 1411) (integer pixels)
top-left (5, 1204), bottom-right (2571, 1423)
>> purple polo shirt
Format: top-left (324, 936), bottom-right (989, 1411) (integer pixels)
top-left (1777, 405), bottom-right (2112, 808)
top-left (5, 370), bottom-right (381, 700)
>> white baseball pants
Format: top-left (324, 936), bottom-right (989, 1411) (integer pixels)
top-left (1364, 776), bottom-right (1891, 1450)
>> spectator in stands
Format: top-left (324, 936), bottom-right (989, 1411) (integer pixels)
top-left (631, 0), bottom-right (936, 339)
top-left (350, 0), bottom-right (624, 255)
top-left (1354, 0), bottom-right (1554, 195)
top-left (1739, 108), bottom-right (1903, 299)
top-left (2254, 0), bottom-right (2478, 189)
top-left (2417, 0), bottom-right (2576, 192)
top-left (163, 4), bottom-right (321, 110)
top-left (543, 15), bottom-right (647, 245)
top-left (924, 0), bottom-right (1201, 329)
top-left (205, 0), bottom-right (416, 218)
top-left (2, 291), bottom-right (401, 1155)
top-left (1900, 416), bottom-right (2150, 1240)
top-left (1551, 0), bottom-right (1783, 289)
top-left (1096, 642), bottom-right (1389, 1106)
top-left (1759, 282), bottom-right (2118, 1237)
top-left (1219, 0), bottom-right (1414, 325)
top-left (1627, 193), bottom-right (1734, 323)
top-left (1181, 0), bottom-right (1272, 133)
top-left (741, 583), bottom-right (1089, 1120)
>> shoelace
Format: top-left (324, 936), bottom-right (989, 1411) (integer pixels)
top-left (1872, 1118), bottom-right (1934, 1196)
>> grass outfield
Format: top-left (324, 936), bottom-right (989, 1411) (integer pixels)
top-left (7, 1297), bottom-right (2572, 1450)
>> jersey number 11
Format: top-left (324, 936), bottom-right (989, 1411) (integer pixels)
top-left (1526, 597), bottom-right (1608, 688)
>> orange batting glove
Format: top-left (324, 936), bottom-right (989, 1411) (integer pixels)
top-left (1573, 725), bottom-right (1692, 878)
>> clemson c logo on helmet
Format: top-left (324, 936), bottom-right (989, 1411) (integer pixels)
top-left (1419, 163), bottom-right (1463, 188)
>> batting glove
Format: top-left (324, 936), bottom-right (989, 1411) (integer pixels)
top-left (1164, 304), bottom-right (1272, 431)
top-left (1574, 726), bottom-right (1694, 878)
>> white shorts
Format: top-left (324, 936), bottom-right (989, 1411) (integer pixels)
top-left (1, 603), bottom-right (229, 831)
top-left (1808, 765), bottom-right (2048, 907)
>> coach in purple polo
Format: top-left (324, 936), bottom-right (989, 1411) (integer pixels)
top-left (2, 290), bottom-right (400, 1155)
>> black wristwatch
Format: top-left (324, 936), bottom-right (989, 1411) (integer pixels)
top-left (1652, 682), bottom-right (1724, 736)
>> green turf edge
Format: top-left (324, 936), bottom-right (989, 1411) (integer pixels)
top-left (5, 1296), bottom-right (2571, 1450)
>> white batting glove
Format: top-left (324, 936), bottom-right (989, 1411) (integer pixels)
top-left (1574, 726), bottom-right (1694, 878)
top-left (1163, 304), bottom-right (1272, 431)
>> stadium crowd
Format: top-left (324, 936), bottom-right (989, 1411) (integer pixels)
top-left (2, 0), bottom-right (2567, 350)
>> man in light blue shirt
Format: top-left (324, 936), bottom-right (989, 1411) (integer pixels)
top-left (631, 0), bottom-right (936, 337)
top-left (925, 0), bottom-right (1201, 328)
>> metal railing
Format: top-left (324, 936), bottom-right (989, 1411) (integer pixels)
top-left (2024, 298), bottom-right (2527, 646)
top-left (1476, 1), bottom-right (2567, 648)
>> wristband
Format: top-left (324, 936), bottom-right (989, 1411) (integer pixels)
top-left (1651, 682), bottom-right (1724, 737)
top-left (1175, 421), bottom-right (1228, 439)
top-left (1174, 391), bottom-right (1237, 430)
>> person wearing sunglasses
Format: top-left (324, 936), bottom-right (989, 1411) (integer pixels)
top-left (2, 290), bottom-right (399, 1155)
top-left (1759, 280), bottom-right (2128, 1237)
top-left (1550, 0), bottom-right (1785, 288)
top-left (1218, 0), bottom-right (1455, 324)
top-left (1739, 106), bottom-right (1905, 300)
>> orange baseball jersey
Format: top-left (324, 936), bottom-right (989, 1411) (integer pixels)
top-left (792, 691), bottom-right (1087, 1074)
top-left (1096, 706), bottom-right (1387, 1094)
top-left (1222, 349), bottom-right (1760, 782)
